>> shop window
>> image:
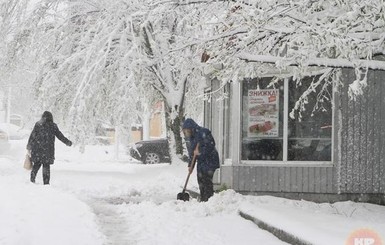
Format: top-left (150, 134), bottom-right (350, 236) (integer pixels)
top-left (288, 76), bottom-right (332, 161)
top-left (241, 76), bottom-right (333, 163)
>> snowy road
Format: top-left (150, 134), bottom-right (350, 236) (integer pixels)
top-left (0, 140), bottom-right (288, 245)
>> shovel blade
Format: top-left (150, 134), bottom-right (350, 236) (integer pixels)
top-left (177, 192), bottom-right (190, 201)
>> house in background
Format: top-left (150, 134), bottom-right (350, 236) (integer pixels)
top-left (93, 101), bottom-right (166, 145)
top-left (130, 124), bottom-right (143, 143)
top-left (205, 68), bottom-right (385, 204)
top-left (149, 101), bottom-right (166, 139)
top-left (130, 101), bottom-right (167, 143)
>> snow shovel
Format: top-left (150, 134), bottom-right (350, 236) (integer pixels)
top-left (177, 153), bottom-right (197, 201)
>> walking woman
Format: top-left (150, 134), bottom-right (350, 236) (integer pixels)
top-left (27, 111), bottom-right (72, 185)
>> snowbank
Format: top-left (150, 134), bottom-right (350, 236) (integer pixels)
top-left (0, 157), bottom-right (104, 245)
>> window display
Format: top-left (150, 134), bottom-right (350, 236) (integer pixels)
top-left (241, 76), bottom-right (333, 163)
top-left (242, 78), bottom-right (284, 160)
top-left (247, 89), bottom-right (279, 137)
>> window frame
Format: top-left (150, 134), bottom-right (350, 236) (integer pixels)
top-left (203, 87), bottom-right (212, 130)
top-left (239, 77), bottom-right (335, 166)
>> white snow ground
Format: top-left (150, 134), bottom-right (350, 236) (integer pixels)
top-left (1, 139), bottom-right (385, 245)
top-left (0, 140), bottom-right (287, 245)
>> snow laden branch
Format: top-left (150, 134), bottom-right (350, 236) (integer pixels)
top-left (199, 0), bottom-right (385, 109)
top-left (237, 53), bottom-right (385, 71)
top-left (204, 0), bottom-right (385, 83)
top-left (289, 69), bottom-right (335, 120)
top-left (237, 53), bottom-right (385, 101)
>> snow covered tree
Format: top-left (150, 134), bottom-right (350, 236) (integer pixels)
top-left (131, 2), bottom-right (211, 156)
top-left (0, 0), bottom-right (30, 85)
top-left (146, 0), bottom-right (383, 122)
top-left (0, 0), bottom-right (40, 124)
top-left (7, 0), bottom-right (384, 157)
top-left (19, 0), bottom-right (212, 156)
top-left (17, 1), bottom-right (148, 147)
top-left (201, 0), bottom-right (385, 103)
top-left (8, 0), bottom-right (205, 157)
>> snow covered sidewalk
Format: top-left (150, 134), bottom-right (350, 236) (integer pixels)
top-left (239, 195), bottom-right (385, 245)
top-left (0, 158), bottom-right (104, 245)
top-left (0, 141), bottom-right (287, 245)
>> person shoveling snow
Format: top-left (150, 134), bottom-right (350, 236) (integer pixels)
top-left (181, 118), bottom-right (219, 202)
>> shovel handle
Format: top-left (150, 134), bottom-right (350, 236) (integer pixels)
top-left (182, 144), bottom-right (199, 192)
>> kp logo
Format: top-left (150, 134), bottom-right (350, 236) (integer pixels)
top-left (346, 229), bottom-right (383, 245)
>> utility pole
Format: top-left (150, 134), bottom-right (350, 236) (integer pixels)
top-left (6, 87), bottom-right (11, 124)
top-left (114, 125), bottom-right (120, 160)
top-left (0, 89), bottom-right (5, 122)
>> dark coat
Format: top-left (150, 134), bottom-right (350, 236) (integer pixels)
top-left (182, 118), bottom-right (220, 173)
top-left (27, 118), bottom-right (72, 164)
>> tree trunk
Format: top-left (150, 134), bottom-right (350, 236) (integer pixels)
top-left (165, 106), bottom-right (185, 161)
top-left (169, 114), bottom-right (184, 155)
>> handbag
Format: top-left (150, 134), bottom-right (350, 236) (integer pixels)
top-left (23, 154), bottom-right (32, 170)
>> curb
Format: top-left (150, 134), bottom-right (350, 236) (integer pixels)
top-left (239, 211), bottom-right (312, 245)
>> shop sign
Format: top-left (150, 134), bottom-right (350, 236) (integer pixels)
top-left (247, 89), bottom-right (279, 137)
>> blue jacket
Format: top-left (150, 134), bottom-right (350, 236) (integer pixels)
top-left (182, 118), bottom-right (220, 173)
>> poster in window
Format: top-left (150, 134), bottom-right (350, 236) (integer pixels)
top-left (248, 89), bottom-right (279, 137)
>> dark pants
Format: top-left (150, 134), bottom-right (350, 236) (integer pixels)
top-left (31, 160), bottom-right (51, 185)
top-left (197, 171), bottom-right (214, 202)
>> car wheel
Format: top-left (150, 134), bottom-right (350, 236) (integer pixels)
top-left (144, 152), bottom-right (160, 164)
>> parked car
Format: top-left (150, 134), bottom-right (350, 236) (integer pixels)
top-left (0, 127), bottom-right (10, 154)
top-left (129, 138), bottom-right (170, 164)
top-left (0, 123), bottom-right (30, 140)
